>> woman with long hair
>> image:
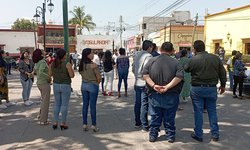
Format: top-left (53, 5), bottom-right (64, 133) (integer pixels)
top-left (0, 50), bottom-right (15, 109)
top-left (49, 49), bottom-right (75, 130)
top-left (116, 48), bottom-right (130, 98)
top-left (179, 50), bottom-right (191, 101)
top-left (79, 48), bottom-right (101, 132)
top-left (178, 50), bottom-right (191, 110)
top-left (233, 52), bottom-right (246, 99)
top-left (103, 50), bottom-right (115, 96)
top-left (32, 49), bottom-right (51, 125)
top-left (19, 50), bottom-right (35, 106)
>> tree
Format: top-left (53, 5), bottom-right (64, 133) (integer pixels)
top-left (11, 18), bottom-right (36, 30)
top-left (69, 6), bottom-right (96, 35)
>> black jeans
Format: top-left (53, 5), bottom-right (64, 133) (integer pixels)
top-left (233, 75), bottom-right (244, 96)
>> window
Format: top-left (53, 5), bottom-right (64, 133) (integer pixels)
top-left (142, 23), bottom-right (147, 29)
top-left (245, 43), bottom-right (250, 54)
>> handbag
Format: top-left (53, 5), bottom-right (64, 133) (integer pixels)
top-left (239, 70), bottom-right (247, 78)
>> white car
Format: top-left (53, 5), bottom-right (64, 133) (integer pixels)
top-left (243, 70), bottom-right (250, 95)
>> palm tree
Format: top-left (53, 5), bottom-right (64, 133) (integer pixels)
top-left (69, 6), bottom-right (96, 35)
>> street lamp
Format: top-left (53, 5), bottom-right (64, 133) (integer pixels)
top-left (33, 0), bottom-right (54, 51)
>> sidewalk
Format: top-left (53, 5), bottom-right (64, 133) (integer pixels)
top-left (0, 70), bottom-right (250, 150)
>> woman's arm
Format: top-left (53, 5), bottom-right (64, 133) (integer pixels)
top-left (66, 62), bottom-right (75, 78)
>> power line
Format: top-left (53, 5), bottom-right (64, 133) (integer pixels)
top-left (126, 0), bottom-right (190, 30)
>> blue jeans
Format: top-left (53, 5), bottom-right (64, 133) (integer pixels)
top-left (190, 86), bottom-right (219, 139)
top-left (81, 82), bottom-right (99, 125)
top-left (134, 85), bottom-right (149, 129)
top-left (134, 85), bottom-right (149, 128)
top-left (6, 63), bottom-right (11, 74)
top-left (118, 69), bottom-right (128, 92)
top-left (53, 83), bottom-right (71, 123)
top-left (20, 78), bottom-right (33, 101)
top-left (149, 92), bottom-right (179, 139)
top-left (229, 70), bottom-right (234, 89)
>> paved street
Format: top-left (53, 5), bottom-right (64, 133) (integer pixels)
top-left (0, 69), bottom-right (250, 150)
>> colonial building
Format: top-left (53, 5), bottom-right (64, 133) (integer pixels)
top-left (37, 24), bottom-right (77, 53)
top-left (205, 5), bottom-right (250, 54)
top-left (148, 24), bottom-right (204, 52)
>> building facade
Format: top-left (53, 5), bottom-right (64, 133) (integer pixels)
top-left (139, 11), bottom-right (193, 40)
top-left (205, 5), bottom-right (250, 54)
top-left (148, 25), bottom-right (204, 52)
top-left (37, 24), bottom-right (77, 53)
top-left (126, 35), bottom-right (142, 52)
top-left (0, 29), bottom-right (36, 57)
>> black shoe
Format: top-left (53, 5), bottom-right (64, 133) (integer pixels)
top-left (52, 124), bottom-right (58, 130)
top-left (134, 124), bottom-right (142, 129)
top-left (60, 125), bottom-right (69, 130)
top-left (149, 136), bottom-right (157, 142)
top-left (191, 132), bottom-right (203, 142)
top-left (141, 127), bottom-right (149, 132)
top-left (233, 95), bottom-right (238, 98)
top-left (167, 138), bottom-right (175, 143)
top-left (211, 137), bottom-right (219, 142)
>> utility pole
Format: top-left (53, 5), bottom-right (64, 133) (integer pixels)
top-left (63, 0), bottom-right (69, 61)
top-left (191, 13), bottom-right (198, 45)
top-left (119, 16), bottom-right (123, 48)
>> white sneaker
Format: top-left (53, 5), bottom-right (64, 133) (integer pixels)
top-left (5, 102), bottom-right (16, 107)
top-left (27, 100), bottom-right (34, 105)
top-left (0, 104), bottom-right (7, 109)
top-left (24, 101), bottom-right (31, 106)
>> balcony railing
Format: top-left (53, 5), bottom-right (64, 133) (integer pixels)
top-left (37, 36), bottom-right (77, 44)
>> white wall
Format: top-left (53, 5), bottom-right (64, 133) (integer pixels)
top-left (76, 35), bottom-right (114, 53)
top-left (0, 31), bottom-right (36, 53)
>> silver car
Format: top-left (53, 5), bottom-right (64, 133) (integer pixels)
top-left (243, 70), bottom-right (250, 95)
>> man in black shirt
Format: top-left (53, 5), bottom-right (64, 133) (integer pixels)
top-left (142, 42), bottom-right (183, 143)
top-left (185, 40), bottom-right (226, 142)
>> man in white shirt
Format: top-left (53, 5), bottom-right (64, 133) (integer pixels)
top-left (92, 50), bottom-right (100, 65)
top-left (72, 51), bottom-right (79, 70)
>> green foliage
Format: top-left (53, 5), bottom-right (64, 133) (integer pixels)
top-left (11, 18), bottom-right (36, 30)
top-left (69, 6), bottom-right (96, 34)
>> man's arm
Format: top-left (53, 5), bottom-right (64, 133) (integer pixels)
top-left (184, 59), bottom-right (192, 73)
top-left (218, 60), bottom-right (227, 94)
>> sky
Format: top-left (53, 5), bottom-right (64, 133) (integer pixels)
top-left (0, 0), bottom-right (250, 38)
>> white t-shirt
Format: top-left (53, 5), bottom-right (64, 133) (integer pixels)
top-left (72, 53), bottom-right (78, 60)
top-left (226, 58), bottom-right (231, 65)
top-left (93, 54), bottom-right (100, 65)
top-left (113, 54), bottom-right (118, 63)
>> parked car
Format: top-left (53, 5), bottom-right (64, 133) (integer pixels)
top-left (243, 69), bottom-right (250, 95)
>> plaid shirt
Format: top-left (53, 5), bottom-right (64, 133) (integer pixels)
top-left (98, 60), bottom-right (104, 78)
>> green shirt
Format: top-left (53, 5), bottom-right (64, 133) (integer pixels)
top-left (4, 56), bottom-right (12, 64)
top-left (51, 61), bottom-right (71, 84)
top-left (184, 51), bottom-right (227, 87)
top-left (34, 59), bottom-right (49, 85)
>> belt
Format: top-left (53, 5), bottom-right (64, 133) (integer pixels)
top-left (192, 84), bottom-right (216, 87)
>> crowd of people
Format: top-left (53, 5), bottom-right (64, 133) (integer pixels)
top-left (0, 39), bottom-right (248, 143)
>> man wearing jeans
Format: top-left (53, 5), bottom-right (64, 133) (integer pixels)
top-left (142, 42), bottom-right (183, 143)
top-left (132, 40), bottom-right (153, 131)
top-left (185, 40), bottom-right (226, 142)
top-left (226, 50), bottom-right (237, 90)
